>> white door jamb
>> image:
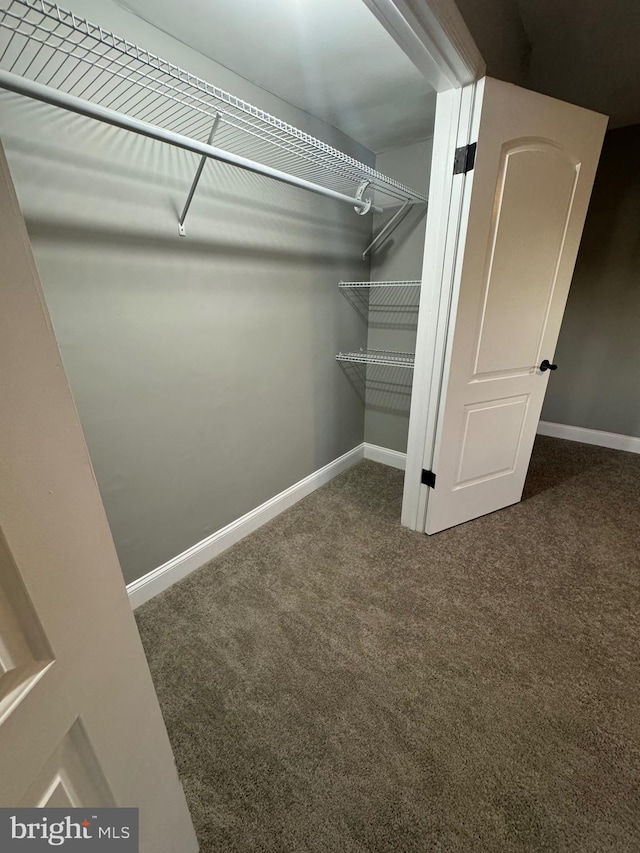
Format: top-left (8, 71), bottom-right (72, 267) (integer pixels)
top-left (361, 0), bottom-right (484, 91)
top-left (401, 81), bottom-right (479, 530)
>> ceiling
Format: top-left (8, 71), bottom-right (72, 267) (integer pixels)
top-left (118, 0), bottom-right (437, 154)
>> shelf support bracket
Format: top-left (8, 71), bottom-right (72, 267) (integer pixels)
top-left (354, 181), bottom-right (373, 215)
top-left (178, 114), bottom-right (220, 236)
top-left (362, 199), bottom-right (412, 260)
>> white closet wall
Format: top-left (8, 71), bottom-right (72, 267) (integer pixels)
top-left (0, 0), bottom-right (376, 583)
top-left (366, 138), bottom-right (434, 453)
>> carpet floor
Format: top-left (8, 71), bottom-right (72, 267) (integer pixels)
top-left (135, 436), bottom-right (640, 852)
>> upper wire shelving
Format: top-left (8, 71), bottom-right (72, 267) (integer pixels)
top-left (0, 0), bottom-right (428, 217)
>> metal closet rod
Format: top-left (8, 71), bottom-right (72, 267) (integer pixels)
top-left (0, 69), bottom-right (389, 215)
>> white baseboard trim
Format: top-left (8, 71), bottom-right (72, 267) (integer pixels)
top-left (127, 443), bottom-right (365, 609)
top-left (363, 442), bottom-right (407, 470)
top-left (537, 421), bottom-right (640, 454)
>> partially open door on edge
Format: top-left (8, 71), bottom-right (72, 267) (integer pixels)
top-left (0, 141), bottom-right (198, 852)
top-left (423, 78), bottom-right (607, 534)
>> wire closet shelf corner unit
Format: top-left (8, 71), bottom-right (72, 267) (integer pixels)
top-left (0, 0), bottom-right (428, 217)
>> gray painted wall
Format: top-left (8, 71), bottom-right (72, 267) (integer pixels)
top-left (454, 0), bottom-right (640, 130)
top-left (0, 0), bottom-right (374, 584)
top-left (541, 125), bottom-right (640, 438)
top-left (363, 138), bottom-right (433, 453)
top-left (454, 0), bottom-right (530, 85)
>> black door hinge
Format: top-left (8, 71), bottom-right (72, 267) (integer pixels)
top-left (453, 142), bottom-right (477, 175)
top-left (421, 469), bottom-right (436, 488)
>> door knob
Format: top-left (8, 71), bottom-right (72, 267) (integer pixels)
top-left (539, 359), bottom-right (558, 372)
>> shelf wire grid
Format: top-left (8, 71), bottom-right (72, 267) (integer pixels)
top-left (336, 349), bottom-right (415, 369)
top-left (0, 0), bottom-right (428, 208)
top-left (338, 280), bottom-right (422, 288)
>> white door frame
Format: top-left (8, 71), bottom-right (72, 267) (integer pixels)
top-left (363, 1), bottom-right (486, 531)
top-left (362, 0), bottom-right (484, 90)
top-left (401, 82), bottom-right (479, 529)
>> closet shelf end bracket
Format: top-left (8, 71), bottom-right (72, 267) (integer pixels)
top-left (354, 181), bottom-right (373, 216)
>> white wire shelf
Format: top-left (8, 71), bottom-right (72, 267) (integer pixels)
top-left (338, 280), bottom-right (421, 288)
top-left (0, 0), bottom-right (428, 211)
top-left (338, 280), bottom-right (421, 323)
top-left (336, 349), bottom-right (415, 369)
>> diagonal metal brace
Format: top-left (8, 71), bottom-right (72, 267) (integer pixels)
top-left (178, 114), bottom-right (220, 236)
top-left (362, 199), bottom-right (414, 260)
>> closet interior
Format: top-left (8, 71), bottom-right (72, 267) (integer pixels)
top-left (0, 0), bottom-right (436, 587)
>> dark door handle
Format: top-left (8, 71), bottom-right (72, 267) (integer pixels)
top-left (539, 359), bottom-right (558, 372)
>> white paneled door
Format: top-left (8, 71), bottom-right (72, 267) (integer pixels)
top-left (424, 78), bottom-right (607, 533)
top-left (0, 142), bottom-right (198, 852)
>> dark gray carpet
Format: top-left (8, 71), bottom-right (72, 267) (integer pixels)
top-left (135, 436), bottom-right (640, 852)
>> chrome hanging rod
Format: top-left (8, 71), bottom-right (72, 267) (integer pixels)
top-left (0, 68), bottom-right (384, 215)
